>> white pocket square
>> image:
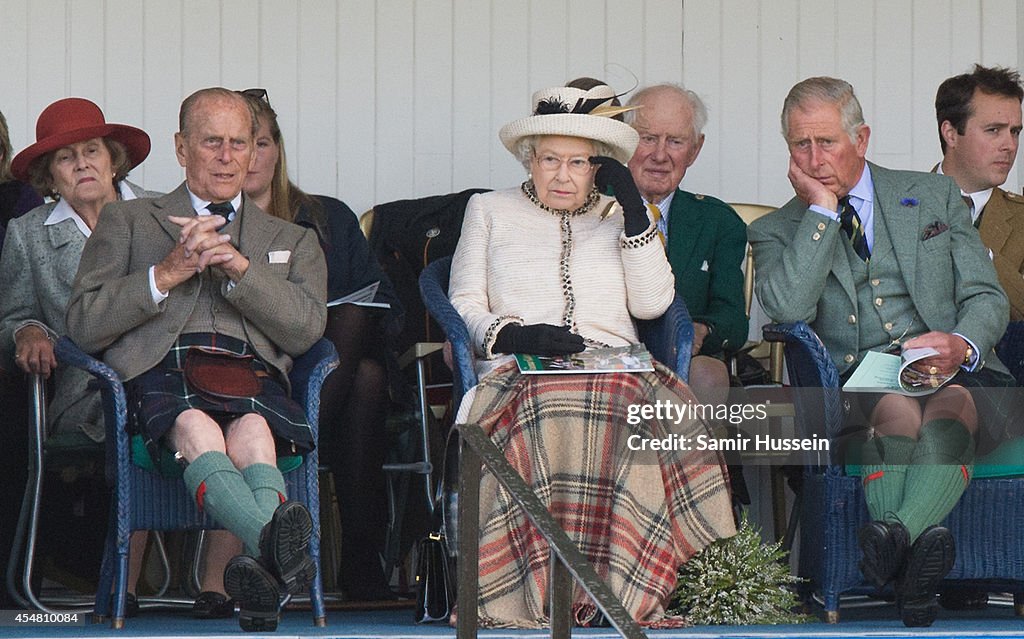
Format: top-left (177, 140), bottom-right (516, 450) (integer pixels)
top-left (268, 250), bottom-right (291, 264)
top-left (700, 260), bottom-right (709, 272)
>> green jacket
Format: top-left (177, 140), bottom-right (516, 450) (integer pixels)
top-left (748, 162), bottom-right (1008, 375)
top-left (665, 190), bottom-right (748, 355)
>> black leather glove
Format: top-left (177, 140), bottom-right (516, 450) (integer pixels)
top-left (493, 323), bottom-right (586, 356)
top-left (590, 155), bottom-right (649, 237)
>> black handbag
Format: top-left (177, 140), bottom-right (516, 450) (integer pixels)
top-left (414, 530), bottom-right (454, 623)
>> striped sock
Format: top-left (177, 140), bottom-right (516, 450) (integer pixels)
top-left (183, 451), bottom-right (268, 554)
top-left (860, 435), bottom-right (916, 521)
top-left (895, 419), bottom-right (975, 542)
top-left (241, 463), bottom-right (287, 520)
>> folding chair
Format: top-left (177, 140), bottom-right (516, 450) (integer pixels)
top-left (6, 374), bottom-right (171, 614)
top-left (727, 202), bottom-right (783, 383)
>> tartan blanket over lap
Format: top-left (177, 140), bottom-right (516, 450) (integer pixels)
top-left (463, 361), bottom-right (736, 628)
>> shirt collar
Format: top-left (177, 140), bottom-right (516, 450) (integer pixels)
top-left (935, 162), bottom-right (993, 221)
top-left (185, 186), bottom-right (242, 219)
top-left (652, 191), bottom-right (675, 214)
top-left (43, 181), bottom-right (138, 238)
top-left (846, 164), bottom-right (874, 211)
top-left (643, 191), bottom-right (676, 229)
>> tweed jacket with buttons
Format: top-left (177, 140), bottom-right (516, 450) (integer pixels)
top-left (748, 162), bottom-right (1008, 375)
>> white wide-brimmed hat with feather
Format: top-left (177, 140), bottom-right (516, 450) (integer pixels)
top-left (498, 84), bottom-right (639, 164)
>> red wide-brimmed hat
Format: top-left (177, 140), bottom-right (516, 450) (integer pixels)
top-left (11, 97), bottom-right (151, 181)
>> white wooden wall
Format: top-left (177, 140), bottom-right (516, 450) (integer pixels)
top-left (1, 0), bottom-right (1022, 215)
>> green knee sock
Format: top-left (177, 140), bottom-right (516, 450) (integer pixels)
top-left (895, 419), bottom-right (975, 542)
top-left (182, 451), bottom-right (268, 554)
top-left (241, 463), bottom-right (287, 520)
top-left (860, 435), bottom-right (916, 521)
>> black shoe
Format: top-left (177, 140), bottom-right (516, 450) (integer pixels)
top-left (224, 555), bottom-right (281, 632)
top-left (938, 587), bottom-right (988, 610)
top-left (858, 519), bottom-right (910, 588)
top-left (192, 591), bottom-right (236, 619)
top-left (124, 592), bottom-right (140, 618)
top-left (259, 500), bottom-right (316, 594)
top-left (896, 526), bottom-right (955, 628)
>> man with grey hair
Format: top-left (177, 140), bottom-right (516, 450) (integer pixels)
top-left (625, 84), bottom-right (747, 398)
top-left (67, 87), bottom-right (328, 631)
top-left (749, 76), bottom-right (1013, 627)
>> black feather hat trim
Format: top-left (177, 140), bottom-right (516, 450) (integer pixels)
top-left (534, 98), bottom-right (572, 115)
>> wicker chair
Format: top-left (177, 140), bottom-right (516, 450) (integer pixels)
top-left (764, 321), bottom-right (1024, 623)
top-left (54, 337), bottom-right (337, 629)
top-left (418, 255), bottom-right (695, 403)
top-left (416, 255), bottom-right (696, 620)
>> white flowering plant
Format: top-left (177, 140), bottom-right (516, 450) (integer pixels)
top-left (668, 515), bottom-right (812, 625)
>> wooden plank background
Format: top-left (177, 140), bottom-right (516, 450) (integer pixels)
top-left (1, 0), bottom-right (1021, 215)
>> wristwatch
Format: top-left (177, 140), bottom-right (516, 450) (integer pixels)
top-left (963, 345), bottom-right (974, 365)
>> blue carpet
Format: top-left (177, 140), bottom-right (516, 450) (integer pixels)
top-left (4, 605), bottom-right (1024, 639)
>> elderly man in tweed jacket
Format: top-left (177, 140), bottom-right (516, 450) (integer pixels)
top-left (66, 88), bottom-right (326, 632)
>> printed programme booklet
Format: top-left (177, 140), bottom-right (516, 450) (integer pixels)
top-left (842, 347), bottom-right (956, 396)
top-left (327, 281), bottom-right (391, 309)
top-left (515, 344), bottom-right (655, 375)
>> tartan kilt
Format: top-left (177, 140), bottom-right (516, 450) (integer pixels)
top-left (843, 365), bottom-right (1019, 456)
top-left (127, 333), bottom-right (313, 455)
top-left (462, 361), bottom-right (736, 628)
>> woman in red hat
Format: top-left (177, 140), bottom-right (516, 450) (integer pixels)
top-left (0, 97), bottom-right (156, 614)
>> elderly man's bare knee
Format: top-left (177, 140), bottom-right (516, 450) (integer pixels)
top-left (922, 385), bottom-right (978, 432)
top-left (224, 413), bottom-right (277, 467)
top-left (870, 394), bottom-right (924, 438)
top-left (169, 409), bottom-right (227, 461)
top-left (688, 355), bottom-right (731, 405)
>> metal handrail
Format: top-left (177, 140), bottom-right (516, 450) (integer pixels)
top-left (454, 421), bottom-right (648, 639)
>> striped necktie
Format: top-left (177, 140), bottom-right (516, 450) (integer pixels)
top-left (648, 203), bottom-right (666, 246)
top-left (838, 196), bottom-right (870, 261)
top-left (963, 195), bottom-right (982, 228)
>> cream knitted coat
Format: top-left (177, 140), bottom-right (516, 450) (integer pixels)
top-left (448, 187), bottom-right (676, 369)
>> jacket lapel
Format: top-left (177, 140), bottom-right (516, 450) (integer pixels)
top-left (150, 183), bottom-right (196, 240)
top-left (666, 190), bottom-right (704, 272)
top-left (979, 189), bottom-right (1012, 253)
top-left (237, 196), bottom-right (277, 263)
top-left (871, 163), bottom-right (921, 295)
top-left (45, 218), bottom-right (81, 250)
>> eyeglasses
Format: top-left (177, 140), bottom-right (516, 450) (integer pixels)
top-left (240, 88), bottom-right (270, 106)
top-left (533, 154), bottom-right (593, 175)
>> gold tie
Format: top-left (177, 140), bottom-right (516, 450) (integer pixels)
top-left (648, 203), bottom-right (666, 246)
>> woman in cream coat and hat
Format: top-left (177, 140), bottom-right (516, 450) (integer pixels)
top-left (448, 83), bottom-right (735, 628)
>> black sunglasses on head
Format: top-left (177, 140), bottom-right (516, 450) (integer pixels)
top-left (240, 88), bottom-right (270, 106)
